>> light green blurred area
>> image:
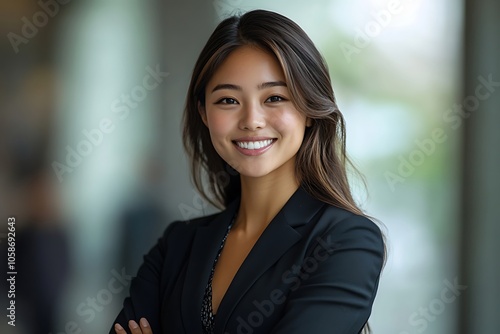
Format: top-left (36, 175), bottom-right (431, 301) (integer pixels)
top-left (0, 1), bottom-right (498, 334)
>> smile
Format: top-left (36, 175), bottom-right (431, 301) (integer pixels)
top-left (234, 139), bottom-right (274, 150)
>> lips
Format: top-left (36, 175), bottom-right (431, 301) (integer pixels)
top-left (234, 139), bottom-right (273, 150)
top-left (232, 137), bottom-right (277, 156)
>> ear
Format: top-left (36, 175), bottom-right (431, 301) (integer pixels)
top-left (198, 101), bottom-right (208, 127)
top-left (306, 117), bottom-right (313, 127)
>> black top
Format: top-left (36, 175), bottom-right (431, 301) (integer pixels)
top-left (201, 217), bottom-right (234, 333)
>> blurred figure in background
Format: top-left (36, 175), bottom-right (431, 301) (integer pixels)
top-left (0, 3), bottom-right (70, 332)
top-left (15, 166), bottom-right (71, 334)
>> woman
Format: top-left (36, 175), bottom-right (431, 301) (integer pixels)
top-left (112, 9), bottom-right (385, 334)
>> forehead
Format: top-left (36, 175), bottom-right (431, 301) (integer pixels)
top-left (207, 45), bottom-right (286, 88)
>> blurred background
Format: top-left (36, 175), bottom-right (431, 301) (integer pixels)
top-left (0, 0), bottom-right (498, 333)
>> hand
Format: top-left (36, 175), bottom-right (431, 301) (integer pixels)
top-left (114, 318), bottom-right (153, 334)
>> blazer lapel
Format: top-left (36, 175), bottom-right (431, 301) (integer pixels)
top-left (214, 186), bottom-right (325, 333)
top-left (180, 200), bottom-right (239, 333)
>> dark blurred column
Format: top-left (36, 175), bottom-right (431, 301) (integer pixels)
top-left (460, 1), bottom-right (500, 333)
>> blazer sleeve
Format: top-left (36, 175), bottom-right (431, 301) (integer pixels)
top-left (109, 221), bottom-right (180, 334)
top-left (270, 215), bottom-right (385, 334)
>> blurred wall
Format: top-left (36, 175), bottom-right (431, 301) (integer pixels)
top-left (52, 1), bottom-right (219, 332)
top-left (0, 1), bottom-right (218, 333)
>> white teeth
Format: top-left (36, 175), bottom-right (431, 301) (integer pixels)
top-left (236, 139), bottom-right (273, 150)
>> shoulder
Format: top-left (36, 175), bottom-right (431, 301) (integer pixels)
top-left (320, 205), bottom-right (381, 231)
top-left (157, 210), bottom-right (228, 250)
top-left (290, 186), bottom-right (383, 241)
top-left (160, 212), bottom-right (218, 238)
top-left (314, 204), bottom-right (385, 254)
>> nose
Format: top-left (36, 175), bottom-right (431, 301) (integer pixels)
top-left (239, 103), bottom-right (266, 131)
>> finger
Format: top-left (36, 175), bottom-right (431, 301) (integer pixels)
top-left (139, 318), bottom-right (153, 334)
top-left (114, 323), bottom-right (126, 334)
top-left (128, 320), bottom-right (143, 334)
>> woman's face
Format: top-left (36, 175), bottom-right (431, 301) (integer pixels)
top-left (200, 45), bottom-right (308, 181)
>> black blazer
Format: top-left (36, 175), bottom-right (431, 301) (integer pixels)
top-left (111, 186), bottom-right (384, 334)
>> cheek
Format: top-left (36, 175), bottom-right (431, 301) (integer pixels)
top-left (271, 110), bottom-right (307, 139)
top-left (206, 112), bottom-right (234, 140)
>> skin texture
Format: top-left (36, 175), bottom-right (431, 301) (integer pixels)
top-left (115, 45), bottom-right (310, 334)
top-left (200, 45), bottom-right (308, 182)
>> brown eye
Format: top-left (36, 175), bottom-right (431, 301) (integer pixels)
top-left (216, 98), bottom-right (238, 104)
top-left (266, 96), bottom-right (285, 103)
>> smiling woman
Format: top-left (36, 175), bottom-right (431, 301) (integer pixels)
top-left (111, 9), bottom-right (385, 334)
top-left (200, 45), bottom-right (308, 180)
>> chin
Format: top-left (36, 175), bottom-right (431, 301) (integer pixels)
top-left (236, 166), bottom-right (273, 179)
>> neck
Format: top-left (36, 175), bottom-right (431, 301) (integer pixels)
top-left (235, 162), bottom-right (300, 235)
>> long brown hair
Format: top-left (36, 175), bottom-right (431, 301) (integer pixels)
top-left (183, 9), bottom-right (362, 214)
top-left (183, 9), bottom-right (380, 333)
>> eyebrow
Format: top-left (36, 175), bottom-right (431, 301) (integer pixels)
top-left (211, 81), bottom-right (287, 93)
